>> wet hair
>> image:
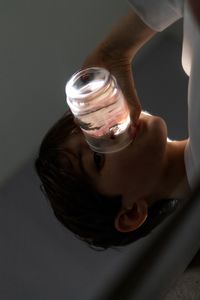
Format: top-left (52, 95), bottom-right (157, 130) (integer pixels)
top-left (34, 111), bottom-right (179, 251)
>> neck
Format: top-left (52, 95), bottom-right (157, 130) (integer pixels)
top-left (149, 139), bottom-right (191, 205)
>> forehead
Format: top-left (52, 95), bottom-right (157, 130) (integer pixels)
top-left (65, 130), bottom-right (89, 177)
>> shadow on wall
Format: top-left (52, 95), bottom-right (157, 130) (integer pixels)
top-left (0, 16), bottom-right (190, 300)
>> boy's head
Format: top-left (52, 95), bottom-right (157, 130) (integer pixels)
top-left (35, 111), bottom-right (178, 250)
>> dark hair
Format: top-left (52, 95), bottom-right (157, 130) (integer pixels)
top-left (34, 111), bottom-right (179, 250)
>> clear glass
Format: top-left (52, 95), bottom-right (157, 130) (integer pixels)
top-left (65, 67), bottom-right (133, 153)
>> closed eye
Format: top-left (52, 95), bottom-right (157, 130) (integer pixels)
top-left (93, 152), bottom-right (105, 171)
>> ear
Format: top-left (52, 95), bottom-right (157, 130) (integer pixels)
top-left (114, 200), bottom-right (148, 233)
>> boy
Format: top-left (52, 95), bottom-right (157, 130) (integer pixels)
top-left (35, 0), bottom-right (200, 250)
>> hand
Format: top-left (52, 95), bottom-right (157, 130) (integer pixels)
top-left (81, 44), bottom-right (141, 125)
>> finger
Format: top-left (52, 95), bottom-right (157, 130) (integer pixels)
top-left (128, 88), bottom-right (142, 125)
top-left (114, 67), bottom-right (141, 124)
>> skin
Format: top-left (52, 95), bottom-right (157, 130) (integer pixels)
top-left (66, 111), bottom-right (191, 233)
top-left (82, 10), bottom-right (156, 124)
top-left (66, 5), bottom-right (197, 233)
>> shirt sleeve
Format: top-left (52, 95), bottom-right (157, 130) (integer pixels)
top-left (128, 0), bottom-right (184, 31)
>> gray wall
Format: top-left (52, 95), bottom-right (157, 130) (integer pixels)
top-left (0, 0), bottom-right (129, 188)
top-left (1, 1), bottom-right (190, 300)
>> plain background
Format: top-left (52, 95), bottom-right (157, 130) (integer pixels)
top-left (0, 1), bottom-right (189, 299)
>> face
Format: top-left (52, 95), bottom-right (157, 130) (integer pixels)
top-left (66, 111), bottom-right (168, 205)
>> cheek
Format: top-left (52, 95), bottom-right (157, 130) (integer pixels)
top-left (97, 156), bottom-right (133, 195)
top-left (124, 118), bottom-right (167, 178)
top-left (133, 119), bottom-right (167, 179)
top-left (148, 119), bottom-right (167, 161)
top-left (97, 117), bottom-right (167, 195)
top-left (102, 152), bottom-right (141, 192)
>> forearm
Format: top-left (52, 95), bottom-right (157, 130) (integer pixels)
top-left (82, 9), bottom-right (157, 123)
top-left (99, 9), bottom-right (156, 62)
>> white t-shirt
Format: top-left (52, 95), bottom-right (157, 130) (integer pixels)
top-left (129, 0), bottom-right (200, 189)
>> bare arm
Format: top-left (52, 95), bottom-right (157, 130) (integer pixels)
top-left (96, 10), bottom-right (156, 62)
top-left (82, 10), bottom-right (156, 123)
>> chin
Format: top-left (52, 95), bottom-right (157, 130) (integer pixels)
top-left (139, 112), bottom-right (168, 154)
top-left (140, 110), bottom-right (166, 131)
top-left (141, 111), bottom-right (167, 133)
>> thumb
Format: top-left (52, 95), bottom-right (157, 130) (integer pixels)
top-left (113, 66), bottom-right (141, 125)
